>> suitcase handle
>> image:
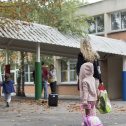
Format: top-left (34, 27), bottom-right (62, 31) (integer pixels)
top-left (79, 104), bottom-right (93, 120)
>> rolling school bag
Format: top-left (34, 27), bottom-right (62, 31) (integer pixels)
top-left (48, 93), bottom-right (58, 106)
top-left (80, 104), bottom-right (103, 126)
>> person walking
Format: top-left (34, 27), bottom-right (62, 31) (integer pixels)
top-left (0, 73), bottom-right (15, 107)
top-left (42, 61), bottom-right (49, 100)
top-left (79, 62), bottom-right (97, 116)
top-left (76, 38), bottom-right (103, 91)
top-left (49, 64), bottom-right (57, 93)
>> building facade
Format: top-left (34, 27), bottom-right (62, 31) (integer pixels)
top-left (76, 0), bottom-right (126, 99)
top-left (55, 0), bottom-right (126, 100)
top-left (77, 0), bottom-right (126, 38)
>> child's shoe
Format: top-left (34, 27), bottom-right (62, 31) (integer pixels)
top-left (6, 102), bottom-right (9, 107)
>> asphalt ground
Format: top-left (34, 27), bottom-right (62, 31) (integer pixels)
top-left (0, 96), bottom-right (126, 126)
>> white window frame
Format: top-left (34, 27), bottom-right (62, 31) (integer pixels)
top-left (24, 64), bottom-right (34, 85)
top-left (110, 10), bottom-right (126, 32)
top-left (2, 64), bottom-right (34, 85)
top-left (10, 70), bottom-right (16, 83)
top-left (60, 60), bottom-right (77, 84)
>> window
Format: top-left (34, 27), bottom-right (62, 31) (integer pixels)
top-left (70, 62), bottom-right (77, 81)
top-left (61, 60), bottom-right (77, 83)
top-left (88, 18), bottom-right (96, 34)
top-left (111, 11), bottom-right (126, 31)
top-left (111, 12), bottom-right (120, 30)
top-left (0, 64), bottom-right (34, 84)
top-left (24, 64), bottom-right (34, 84)
top-left (97, 15), bottom-right (104, 32)
top-left (24, 64), bottom-right (28, 82)
top-left (121, 11), bottom-right (126, 29)
top-left (88, 15), bottom-right (104, 34)
top-left (1, 71), bottom-right (4, 81)
top-left (61, 61), bottom-right (68, 82)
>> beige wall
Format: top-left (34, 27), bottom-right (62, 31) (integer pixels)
top-left (108, 56), bottom-right (123, 99)
top-left (77, 0), bottom-right (126, 37)
top-left (54, 56), bottom-right (61, 84)
top-left (77, 0), bottom-right (126, 16)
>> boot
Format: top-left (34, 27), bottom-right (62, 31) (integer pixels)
top-left (6, 102), bottom-right (9, 107)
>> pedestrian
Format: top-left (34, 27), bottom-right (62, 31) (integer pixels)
top-left (0, 73), bottom-right (15, 107)
top-left (49, 64), bottom-right (57, 93)
top-left (76, 38), bottom-right (103, 91)
top-left (42, 61), bottom-right (49, 100)
top-left (79, 62), bottom-right (97, 116)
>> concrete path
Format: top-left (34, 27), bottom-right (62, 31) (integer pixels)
top-left (0, 96), bottom-right (126, 126)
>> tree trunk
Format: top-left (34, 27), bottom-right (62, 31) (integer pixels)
top-left (16, 51), bottom-right (25, 97)
top-left (16, 74), bottom-right (21, 96)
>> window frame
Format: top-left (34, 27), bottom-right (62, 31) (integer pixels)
top-left (110, 10), bottom-right (126, 32)
top-left (121, 11), bottom-right (126, 29)
top-left (24, 64), bottom-right (34, 84)
top-left (0, 64), bottom-right (34, 85)
top-left (60, 60), bottom-right (77, 84)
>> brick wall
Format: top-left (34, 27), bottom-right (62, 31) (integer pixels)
top-left (56, 85), bottom-right (79, 95)
top-left (0, 85), bottom-right (51, 95)
top-left (108, 31), bottom-right (126, 42)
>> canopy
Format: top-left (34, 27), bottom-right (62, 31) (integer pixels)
top-left (0, 20), bottom-right (126, 58)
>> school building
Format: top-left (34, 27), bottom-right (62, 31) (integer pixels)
top-left (1, 0), bottom-right (126, 100)
top-left (76, 0), bottom-right (126, 100)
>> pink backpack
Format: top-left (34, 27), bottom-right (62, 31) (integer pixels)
top-left (80, 104), bottom-right (103, 126)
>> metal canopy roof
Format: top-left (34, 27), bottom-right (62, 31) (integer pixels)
top-left (0, 20), bottom-right (126, 58)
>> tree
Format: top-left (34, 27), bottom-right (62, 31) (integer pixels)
top-left (0, 0), bottom-right (89, 37)
top-left (37, 0), bottom-right (89, 36)
top-left (16, 51), bottom-right (25, 96)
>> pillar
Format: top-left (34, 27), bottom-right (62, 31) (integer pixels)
top-left (5, 46), bottom-right (10, 74)
top-left (122, 56), bottom-right (126, 101)
top-left (35, 43), bottom-right (42, 100)
top-left (104, 13), bottom-right (110, 38)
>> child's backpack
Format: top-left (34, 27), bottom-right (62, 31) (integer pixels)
top-left (80, 104), bottom-right (103, 126)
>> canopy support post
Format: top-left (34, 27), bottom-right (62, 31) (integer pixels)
top-left (35, 43), bottom-right (42, 100)
top-left (123, 56), bottom-right (126, 101)
top-left (5, 46), bottom-right (10, 74)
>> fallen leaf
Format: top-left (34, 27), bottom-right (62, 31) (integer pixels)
top-left (10, 120), bottom-right (14, 123)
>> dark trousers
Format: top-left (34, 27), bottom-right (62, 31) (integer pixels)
top-left (50, 81), bottom-right (56, 93)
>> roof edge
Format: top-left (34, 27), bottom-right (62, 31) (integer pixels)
top-left (77, 0), bottom-right (104, 8)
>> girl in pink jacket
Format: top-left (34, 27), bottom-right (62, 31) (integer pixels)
top-left (79, 62), bottom-right (97, 116)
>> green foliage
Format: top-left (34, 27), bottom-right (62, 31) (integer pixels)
top-left (0, 0), bottom-right (90, 37)
top-left (30, 53), bottom-right (54, 70)
top-left (37, 0), bottom-right (90, 37)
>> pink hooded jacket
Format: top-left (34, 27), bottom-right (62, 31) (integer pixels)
top-left (79, 62), bottom-right (97, 104)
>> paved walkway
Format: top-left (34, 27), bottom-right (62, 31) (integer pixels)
top-left (0, 96), bottom-right (126, 126)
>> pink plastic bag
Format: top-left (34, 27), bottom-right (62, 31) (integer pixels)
top-left (80, 104), bottom-right (103, 126)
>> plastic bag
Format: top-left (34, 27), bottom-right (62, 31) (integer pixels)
top-left (96, 86), bottom-right (112, 114)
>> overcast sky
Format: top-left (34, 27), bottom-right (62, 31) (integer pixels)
top-left (87, 0), bottom-right (102, 3)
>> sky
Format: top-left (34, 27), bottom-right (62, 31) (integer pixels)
top-left (87, 0), bottom-right (102, 3)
